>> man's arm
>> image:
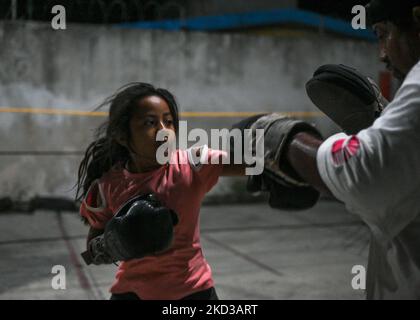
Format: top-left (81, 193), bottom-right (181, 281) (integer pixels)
top-left (286, 132), bottom-right (333, 196)
top-left (219, 130), bottom-right (332, 193)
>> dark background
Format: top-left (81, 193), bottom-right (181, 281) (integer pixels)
top-left (0, 0), bottom-right (371, 24)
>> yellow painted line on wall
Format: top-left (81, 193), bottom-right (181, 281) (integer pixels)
top-left (181, 111), bottom-right (323, 118)
top-left (0, 107), bottom-right (107, 117)
top-left (0, 107), bottom-right (323, 118)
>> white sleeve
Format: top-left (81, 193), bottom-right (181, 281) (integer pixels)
top-left (316, 61), bottom-right (420, 239)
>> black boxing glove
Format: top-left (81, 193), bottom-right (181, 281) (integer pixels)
top-left (231, 113), bottom-right (322, 210)
top-left (81, 194), bottom-right (179, 265)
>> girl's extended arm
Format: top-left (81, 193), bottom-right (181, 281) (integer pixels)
top-left (221, 164), bottom-right (247, 176)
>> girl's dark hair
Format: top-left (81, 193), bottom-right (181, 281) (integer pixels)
top-left (75, 82), bottom-right (179, 204)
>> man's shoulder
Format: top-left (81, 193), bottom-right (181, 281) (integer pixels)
top-left (377, 61), bottom-right (420, 119)
top-left (402, 60), bottom-right (420, 86)
top-left (411, 60), bottom-right (420, 74)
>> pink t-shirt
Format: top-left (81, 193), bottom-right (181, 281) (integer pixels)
top-left (80, 146), bottom-right (225, 300)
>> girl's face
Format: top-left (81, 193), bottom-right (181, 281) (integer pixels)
top-left (126, 95), bottom-right (176, 172)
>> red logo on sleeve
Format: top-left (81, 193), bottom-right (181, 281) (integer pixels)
top-left (331, 136), bottom-right (360, 165)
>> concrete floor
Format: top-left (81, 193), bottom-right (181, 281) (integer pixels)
top-left (0, 200), bottom-right (370, 300)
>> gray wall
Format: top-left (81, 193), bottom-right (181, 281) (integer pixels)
top-left (0, 21), bottom-right (383, 200)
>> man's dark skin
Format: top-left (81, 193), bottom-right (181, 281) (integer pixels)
top-left (287, 8), bottom-right (420, 196)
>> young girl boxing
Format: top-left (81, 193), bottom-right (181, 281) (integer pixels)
top-left (75, 82), bottom-right (245, 300)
